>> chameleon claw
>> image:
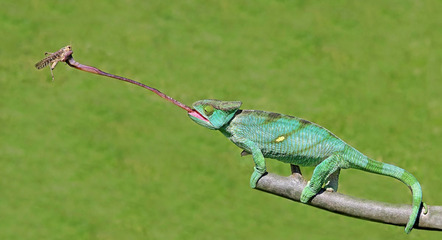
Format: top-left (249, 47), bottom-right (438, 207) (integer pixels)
top-left (250, 167), bottom-right (266, 188)
top-left (300, 188), bottom-right (314, 203)
top-left (300, 182), bottom-right (317, 203)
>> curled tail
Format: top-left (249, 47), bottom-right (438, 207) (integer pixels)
top-left (349, 153), bottom-right (423, 233)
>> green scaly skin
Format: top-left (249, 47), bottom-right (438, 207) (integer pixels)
top-left (188, 99), bottom-right (423, 234)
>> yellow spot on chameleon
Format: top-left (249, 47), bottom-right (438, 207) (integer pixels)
top-left (275, 136), bottom-right (285, 142)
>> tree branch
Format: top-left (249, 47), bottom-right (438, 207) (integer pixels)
top-left (255, 165), bottom-right (442, 232)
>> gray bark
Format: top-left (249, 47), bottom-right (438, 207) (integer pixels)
top-left (255, 165), bottom-right (442, 232)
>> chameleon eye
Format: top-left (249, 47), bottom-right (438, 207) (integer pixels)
top-left (203, 105), bottom-right (214, 116)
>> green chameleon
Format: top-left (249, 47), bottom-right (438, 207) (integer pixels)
top-left (37, 46), bottom-right (424, 233)
top-left (188, 99), bottom-right (423, 234)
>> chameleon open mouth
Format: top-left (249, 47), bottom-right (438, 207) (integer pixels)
top-left (188, 110), bottom-right (209, 122)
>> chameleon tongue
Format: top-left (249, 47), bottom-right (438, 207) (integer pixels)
top-left (37, 45), bottom-right (207, 121)
top-left (59, 50), bottom-right (196, 115)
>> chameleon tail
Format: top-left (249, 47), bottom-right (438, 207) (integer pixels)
top-left (349, 155), bottom-right (422, 233)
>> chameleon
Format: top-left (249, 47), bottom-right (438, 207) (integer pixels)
top-left (35, 45), bottom-right (73, 81)
top-left (36, 45), bottom-right (424, 233)
top-left (188, 100), bottom-right (424, 234)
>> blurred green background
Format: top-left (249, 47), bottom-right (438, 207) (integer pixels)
top-left (1, 0), bottom-right (441, 239)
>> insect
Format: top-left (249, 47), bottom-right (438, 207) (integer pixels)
top-left (35, 45), bottom-right (73, 81)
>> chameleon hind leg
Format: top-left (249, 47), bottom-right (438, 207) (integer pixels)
top-left (301, 155), bottom-right (341, 203)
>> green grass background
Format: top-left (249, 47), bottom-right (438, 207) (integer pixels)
top-left (1, 0), bottom-right (441, 239)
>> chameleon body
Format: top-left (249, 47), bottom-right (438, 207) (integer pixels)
top-left (188, 99), bottom-right (423, 234)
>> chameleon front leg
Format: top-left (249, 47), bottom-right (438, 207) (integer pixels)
top-left (301, 154), bottom-right (341, 203)
top-left (242, 141), bottom-right (266, 188)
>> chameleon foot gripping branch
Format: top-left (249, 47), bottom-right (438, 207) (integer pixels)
top-left (36, 45), bottom-right (427, 233)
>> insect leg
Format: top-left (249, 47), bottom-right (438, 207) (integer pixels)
top-left (50, 61), bottom-right (59, 81)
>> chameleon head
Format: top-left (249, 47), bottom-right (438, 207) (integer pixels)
top-left (188, 99), bottom-right (242, 130)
